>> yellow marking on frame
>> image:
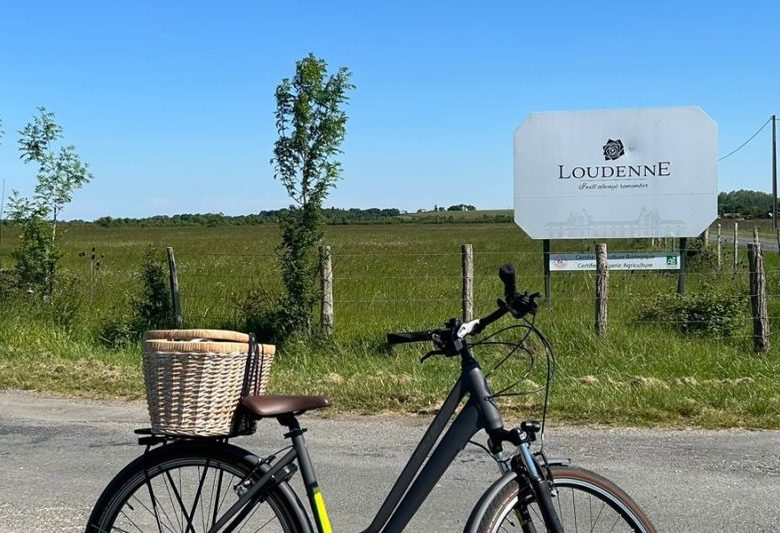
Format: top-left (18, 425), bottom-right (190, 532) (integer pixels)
top-left (313, 487), bottom-right (333, 533)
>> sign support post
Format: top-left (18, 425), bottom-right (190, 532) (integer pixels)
top-left (677, 237), bottom-right (687, 295)
top-left (543, 239), bottom-right (551, 305)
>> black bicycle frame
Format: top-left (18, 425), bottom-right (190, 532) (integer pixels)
top-left (364, 352), bottom-right (503, 533)
top-left (204, 349), bottom-right (506, 533)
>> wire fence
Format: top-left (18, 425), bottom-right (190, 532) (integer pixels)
top-left (21, 237), bottom-right (774, 354)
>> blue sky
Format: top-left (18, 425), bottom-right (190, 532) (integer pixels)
top-left (0, 1), bottom-right (778, 220)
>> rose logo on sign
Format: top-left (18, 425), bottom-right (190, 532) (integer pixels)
top-left (603, 139), bottom-right (625, 161)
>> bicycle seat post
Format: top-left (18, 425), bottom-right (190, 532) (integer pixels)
top-left (279, 414), bottom-right (333, 533)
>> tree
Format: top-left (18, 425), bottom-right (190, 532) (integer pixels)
top-left (447, 204), bottom-right (476, 211)
top-left (8, 107), bottom-right (93, 296)
top-left (271, 54), bottom-right (354, 335)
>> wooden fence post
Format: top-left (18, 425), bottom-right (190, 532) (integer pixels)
top-left (717, 223), bottom-right (722, 271)
top-left (703, 227), bottom-right (709, 247)
top-left (748, 242), bottom-right (770, 354)
top-left (595, 243), bottom-right (608, 336)
top-left (320, 245), bottom-right (334, 336)
top-left (461, 244), bottom-right (473, 322)
top-left (166, 247), bottom-right (183, 328)
top-left (733, 222), bottom-right (739, 271)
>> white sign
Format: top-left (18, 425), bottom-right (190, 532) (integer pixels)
top-left (514, 106), bottom-right (717, 239)
top-left (549, 252), bottom-right (681, 271)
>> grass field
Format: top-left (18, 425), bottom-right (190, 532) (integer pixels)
top-left (1, 221), bottom-right (779, 428)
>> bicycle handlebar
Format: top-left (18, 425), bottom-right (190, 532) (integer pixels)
top-left (498, 264), bottom-right (516, 302)
top-left (386, 331), bottom-right (435, 345)
top-left (386, 264), bottom-right (540, 351)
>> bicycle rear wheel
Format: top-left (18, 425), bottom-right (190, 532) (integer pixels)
top-left (86, 440), bottom-right (306, 533)
top-left (475, 465), bottom-right (655, 532)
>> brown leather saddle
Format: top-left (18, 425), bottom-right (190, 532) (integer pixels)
top-left (241, 395), bottom-right (331, 418)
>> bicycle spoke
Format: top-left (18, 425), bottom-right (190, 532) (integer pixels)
top-left (210, 469), bottom-right (225, 529)
top-left (161, 471), bottom-right (184, 530)
top-left (591, 499), bottom-right (607, 530)
top-left (607, 512), bottom-right (622, 532)
top-left (89, 447), bottom-right (298, 533)
top-left (125, 495), bottom-right (176, 533)
top-left (135, 480), bottom-right (182, 533)
top-left (144, 469), bottom-right (168, 533)
top-left (199, 466), bottom-right (208, 533)
top-left (570, 487), bottom-right (578, 532)
top-left (589, 492), bottom-right (594, 533)
top-left (165, 470), bottom-right (197, 533)
top-left (117, 508), bottom-right (147, 533)
top-left (183, 463), bottom-right (209, 532)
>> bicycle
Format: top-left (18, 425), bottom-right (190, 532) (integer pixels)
top-left (86, 264), bottom-right (656, 532)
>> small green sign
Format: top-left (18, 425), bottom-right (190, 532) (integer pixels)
top-left (666, 255), bottom-right (678, 266)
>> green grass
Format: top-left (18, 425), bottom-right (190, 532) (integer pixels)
top-left (1, 222), bottom-right (779, 427)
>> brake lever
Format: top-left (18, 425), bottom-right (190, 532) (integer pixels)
top-left (420, 350), bottom-right (445, 363)
top-left (508, 291), bottom-right (542, 319)
top-left (527, 292), bottom-right (541, 314)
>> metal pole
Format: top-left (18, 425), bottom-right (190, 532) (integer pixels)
top-left (543, 239), bottom-right (551, 306)
top-left (0, 178), bottom-right (5, 271)
top-left (677, 237), bottom-right (687, 295)
top-left (773, 115), bottom-right (777, 228)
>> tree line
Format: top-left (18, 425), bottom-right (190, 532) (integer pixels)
top-left (718, 190), bottom-right (774, 218)
top-left (0, 206), bottom-right (501, 227)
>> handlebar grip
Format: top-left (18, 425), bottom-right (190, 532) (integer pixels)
top-left (387, 331), bottom-right (434, 345)
top-left (499, 264), bottom-right (517, 300)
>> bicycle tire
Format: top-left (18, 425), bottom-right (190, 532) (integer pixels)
top-left (473, 465), bottom-right (655, 533)
top-left (86, 440), bottom-right (308, 533)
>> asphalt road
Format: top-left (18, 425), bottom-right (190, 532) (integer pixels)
top-left (713, 232), bottom-right (779, 253)
top-left (1, 391), bottom-right (779, 532)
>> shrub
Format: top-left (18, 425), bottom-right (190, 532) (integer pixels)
top-left (98, 309), bottom-right (138, 349)
top-left (98, 247), bottom-right (171, 348)
top-left (238, 284), bottom-right (289, 346)
top-left (684, 238), bottom-right (718, 272)
top-left (132, 247), bottom-right (171, 331)
top-left (11, 217), bottom-right (58, 296)
top-left (637, 284), bottom-right (747, 337)
top-left (49, 273), bottom-right (84, 332)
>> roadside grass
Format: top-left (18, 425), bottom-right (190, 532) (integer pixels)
top-left (1, 222), bottom-right (779, 427)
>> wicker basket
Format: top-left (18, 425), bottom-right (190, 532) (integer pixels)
top-left (142, 329), bottom-right (275, 437)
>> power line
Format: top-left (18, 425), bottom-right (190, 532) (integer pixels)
top-left (718, 117), bottom-right (772, 162)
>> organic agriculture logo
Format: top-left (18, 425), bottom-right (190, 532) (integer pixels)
top-left (603, 139), bottom-right (625, 161)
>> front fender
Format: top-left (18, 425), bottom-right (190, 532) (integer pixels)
top-left (463, 457), bottom-right (570, 532)
top-left (463, 471), bottom-right (520, 533)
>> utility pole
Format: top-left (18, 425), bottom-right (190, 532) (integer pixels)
top-left (0, 178), bottom-right (5, 271)
top-left (773, 114), bottom-right (777, 229)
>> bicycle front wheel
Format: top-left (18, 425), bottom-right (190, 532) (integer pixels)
top-left (476, 465), bottom-right (655, 532)
top-left (86, 440), bottom-right (306, 533)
